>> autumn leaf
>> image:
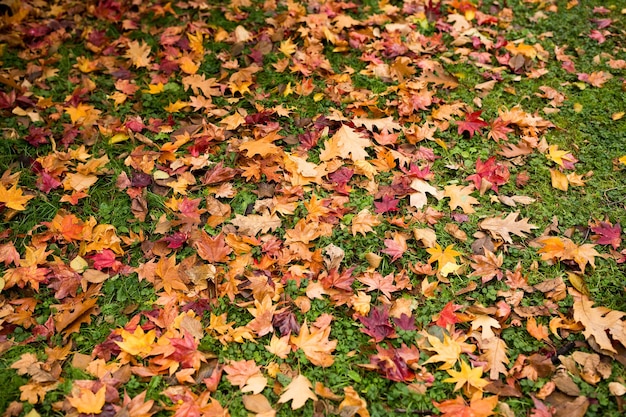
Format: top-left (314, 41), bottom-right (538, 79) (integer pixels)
top-left (278, 374), bottom-right (318, 410)
top-left (444, 360), bottom-right (489, 392)
top-left (590, 221), bottom-right (621, 249)
top-left (444, 184), bottom-right (480, 214)
top-left (351, 209), bottom-right (381, 236)
top-left (116, 326), bottom-right (156, 357)
top-left (67, 385), bottom-right (106, 414)
top-left (381, 233), bottom-right (407, 262)
top-left (423, 333), bottom-right (463, 370)
top-left (434, 394), bottom-right (499, 417)
top-left (231, 212), bottom-right (281, 236)
top-left (0, 183), bottom-right (34, 211)
top-left (192, 231), bottom-right (232, 263)
top-left (319, 124), bottom-right (372, 162)
top-left (572, 290), bottom-right (626, 353)
top-left (426, 244), bottom-right (462, 274)
top-left (125, 40), bottom-right (152, 68)
top-left (457, 110), bottom-right (488, 138)
top-left (290, 321), bottom-right (337, 367)
top-left (479, 212), bottom-right (537, 243)
top-left (535, 236), bottom-right (599, 273)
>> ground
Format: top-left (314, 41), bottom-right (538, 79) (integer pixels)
top-left (1, 0), bottom-right (626, 416)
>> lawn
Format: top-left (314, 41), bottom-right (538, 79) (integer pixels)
top-left (1, 0), bottom-right (626, 416)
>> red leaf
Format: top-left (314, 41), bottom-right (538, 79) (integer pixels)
top-left (591, 221), bottom-right (621, 249)
top-left (457, 110), bottom-right (488, 138)
top-left (434, 302), bottom-right (461, 327)
top-left (374, 195), bottom-right (399, 214)
top-left (358, 306), bottom-right (396, 342)
top-left (466, 157), bottom-right (510, 192)
top-left (369, 344), bottom-right (416, 382)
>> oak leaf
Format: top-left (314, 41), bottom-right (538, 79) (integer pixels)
top-left (231, 212), bottom-right (281, 236)
top-left (278, 374), bottom-right (318, 410)
top-left (479, 212), bottom-right (537, 243)
top-left (572, 291), bottom-right (626, 353)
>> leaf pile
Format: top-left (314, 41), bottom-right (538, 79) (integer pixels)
top-left (1, 0), bottom-right (626, 416)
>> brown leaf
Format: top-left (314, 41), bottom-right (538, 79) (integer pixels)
top-left (479, 212), bottom-right (537, 243)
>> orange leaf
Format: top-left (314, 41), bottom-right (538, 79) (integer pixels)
top-left (68, 385), bottom-right (106, 414)
top-left (290, 321), bottom-right (337, 367)
top-left (0, 183), bottom-right (34, 211)
top-left (527, 317), bottom-right (550, 341)
top-left (193, 231), bottom-right (232, 263)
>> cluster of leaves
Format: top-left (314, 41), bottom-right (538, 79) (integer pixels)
top-left (1, 0), bottom-right (626, 416)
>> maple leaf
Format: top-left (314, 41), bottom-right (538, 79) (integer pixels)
top-left (444, 360), bottom-right (489, 392)
top-left (368, 345), bottom-right (416, 382)
top-left (357, 272), bottom-right (398, 298)
top-left (479, 212), bottom-right (537, 243)
top-left (572, 291), bottom-right (626, 353)
top-left (434, 395), bottom-right (499, 417)
top-left (319, 124), bottom-right (372, 162)
top-left (381, 233), bottom-right (407, 262)
top-left (278, 374), bottom-right (318, 410)
top-left (119, 391), bottom-right (156, 417)
top-left (457, 110), bottom-right (488, 138)
top-left (116, 326), bottom-right (156, 357)
top-left (265, 334), bottom-right (291, 359)
top-left (591, 221), bottom-right (621, 249)
top-left (223, 359), bottom-right (267, 394)
top-left (125, 40), bottom-right (152, 68)
top-left (535, 236), bottom-right (599, 273)
top-left (444, 184), bottom-right (479, 214)
top-left (351, 209), bottom-right (381, 236)
top-left (290, 321), bottom-right (337, 367)
top-left (67, 385), bottom-right (106, 414)
top-left (469, 250), bottom-right (503, 283)
top-left (338, 386), bottom-right (370, 417)
top-left (423, 333), bottom-right (462, 370)
top-left (526, 317), bottom-right (550, 341)
top-left (358, 306), bottom-right (396, 342)
top-left (0, 183), bottom-right (34, 210)
top-left (192, 231), bottom-right (232, 263)
top-left (426, 244), bottom-right (462, 274)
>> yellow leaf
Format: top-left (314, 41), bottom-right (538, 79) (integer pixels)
top-left (109, 133), bottom-right (129, 144)
top-left (546, 145), bottom-right (569, 167)
top-left (187, 31), bottom-right (204, 56)
top-left (278, 374), bottom-right (318, 410)
top-left (279, 38), bottom-right (297, 56)
top-left (550, 169), bottom-right (569, 191)
top-left (0, 183), bottom-right (34, 211)
top-left (426, 244), bottom-right (461, 273)
top-left (265, 334), bottom-right (291, 359)
top-left (619, 155), bottom-right (626, 165)
top-left (179, 56), bottom-right (199, 74)
top-left (115, 326), bottom-right (156, 357)
top-left (143, 82), bottom-right (164, 94)
top-left (67, 386), bottom-right (106, 414)
top-left (164, 100), bottom-right (188, 113)
top-left (443, 360), bottom-right (489, 392)
top-left (65, 103), bottom-right (98, 124)
top-left (423, 334), bottom-right (462, 370)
